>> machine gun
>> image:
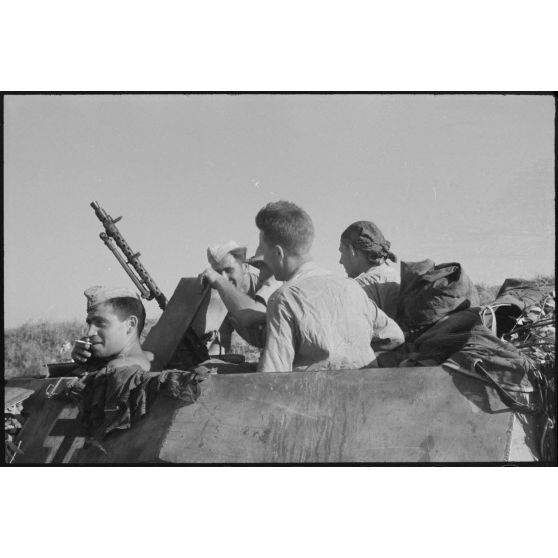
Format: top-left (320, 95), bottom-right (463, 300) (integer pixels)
top-left (90, 201), bottom-right (211, 367)
top-left (90, 201), bottom-right (168, 310)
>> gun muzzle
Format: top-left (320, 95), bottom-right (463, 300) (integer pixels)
top-left (90, 201), bottom-right (107, 222)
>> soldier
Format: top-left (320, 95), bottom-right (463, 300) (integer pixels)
top-left (68, 286), bottom-right (158, 440)
top-left (255, 201), bottom-right (405, 372)
top-left (70, 286), bottom-right (152, 371)
top-left (339, 220), bottom-right (400, 320)
top-left (198, 241), bottom-right (280, 350)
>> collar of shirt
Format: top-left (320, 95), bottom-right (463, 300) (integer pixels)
top-left (359, 262), bottom-right (395, 282)
top-left (284, 261), bottom-right (328, 286)
top-left (246, 268), bottom-right (260, 297)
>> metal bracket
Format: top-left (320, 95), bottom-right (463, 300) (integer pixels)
top-left (45, 377), bottom-right (64, 399)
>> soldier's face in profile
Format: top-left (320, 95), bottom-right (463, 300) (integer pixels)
top-left (339, 240), bottom-right (359, 278)
top-left (258, 231), bottom-right (282, 280)
top-left (256, 261), bottom-right (273, 284)
top-left (85, 302), bottom-right (131, 359)
top-left (213, 253), bottom-right (249, 293)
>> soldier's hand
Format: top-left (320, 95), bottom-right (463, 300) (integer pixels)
top-left (198, 268), bottom-right (223, 291)
top-left (71, 337), bottom-right (92, 363)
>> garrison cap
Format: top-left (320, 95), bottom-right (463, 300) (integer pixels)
top-left (207, 241), bottom-right (247, 268)
top-left (84, 285), bottom-right (141, 311)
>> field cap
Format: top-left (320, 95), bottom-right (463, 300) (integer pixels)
top-left (207, 241), bottom-right (247, 268)
top-left (245, 245), bottom-right (266, 269)
top-left (84, 285), bottom-right (140, 311)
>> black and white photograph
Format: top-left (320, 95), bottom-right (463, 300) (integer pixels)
top-left (2, 2), bottom-right (557, 557)
top-left (4, 93), bottom-right (555, 465)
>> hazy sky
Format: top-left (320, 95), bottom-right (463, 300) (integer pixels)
top-left (4, 94), bottom-right (555, 328)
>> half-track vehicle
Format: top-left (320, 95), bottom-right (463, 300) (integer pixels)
top-left (5, 203), bottom-right (554, 464)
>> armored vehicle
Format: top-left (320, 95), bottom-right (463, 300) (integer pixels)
top-left (5, 203), bottom-right (554, 464)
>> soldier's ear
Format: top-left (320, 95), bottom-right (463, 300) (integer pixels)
top-left (275, 245), bottom-right (284, 261)
top-left (128, 315), bottom-right (138, 333)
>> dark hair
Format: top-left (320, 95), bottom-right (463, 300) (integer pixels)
top-left (255, 201), bottom-right (314, 255)
top-left (108, 297), bottom-right (146, 335)
top-left (341, 220), bottom-right (397, 264)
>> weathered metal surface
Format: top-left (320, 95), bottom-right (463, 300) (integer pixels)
top-left (9, 367), bottom-right (539, 464)
top-left (5, 386), bottom-right (35, 410)
top-left (11, 377), bottom-right (183, 464)
top-left (158, 366), bottom-right (538, 463)
top-left (143, 278), bottom-right (227, 369)
top-left (10, 378), bottom-right (84, 464)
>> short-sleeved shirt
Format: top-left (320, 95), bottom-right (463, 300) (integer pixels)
top-left (258, 262), bottom-right (398, 373)
top-left (354, 263), bottom-right (400, 320)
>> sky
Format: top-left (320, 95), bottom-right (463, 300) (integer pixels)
top-left (4, 94), bottom-right (555, 328)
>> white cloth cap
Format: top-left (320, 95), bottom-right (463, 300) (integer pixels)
top-left (207, 241), bottom-right (246, 268)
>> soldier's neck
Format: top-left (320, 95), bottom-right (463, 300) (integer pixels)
top-left (283, 254), bottom-right (313, 282)
top-left (112, 337), bottom-right (145, 361)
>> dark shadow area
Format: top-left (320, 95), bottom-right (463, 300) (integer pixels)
top-left (446, 369), bottom-right (513, 414)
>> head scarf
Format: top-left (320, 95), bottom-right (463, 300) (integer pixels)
top-left (340, 221), bottom-right (397, 263)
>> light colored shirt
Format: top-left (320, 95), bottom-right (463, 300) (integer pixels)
top-left (219, 269), bottom-right (281, 350)
top-left (259, 262), bottom-right (403, 373)
top-left (247, 269), bottom-right (280, 306)
top-left (355, 263), bottom-right (400, 320)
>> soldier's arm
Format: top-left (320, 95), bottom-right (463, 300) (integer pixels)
top-left (370, 303), bottom-right (405, 350)
top-left (258, 294), bottom-right (295, 372)
top-left (199, 268), bottom-right (267, 328)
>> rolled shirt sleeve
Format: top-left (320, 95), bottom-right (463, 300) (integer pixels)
top-left (258, 292), bottom-right (296, 372)
top-left (370, 302), bottom-right (405, 349)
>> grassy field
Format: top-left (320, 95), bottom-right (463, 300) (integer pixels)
top-left (3, 318), bottom-right (158, 379)
top-left (3, 317), bottom-right (259, 379)
top-left (4, 278), bottom-right (552, 378)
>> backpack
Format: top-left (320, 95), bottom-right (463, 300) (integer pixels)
top-left (396, 260), bottom-right (480, 340)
